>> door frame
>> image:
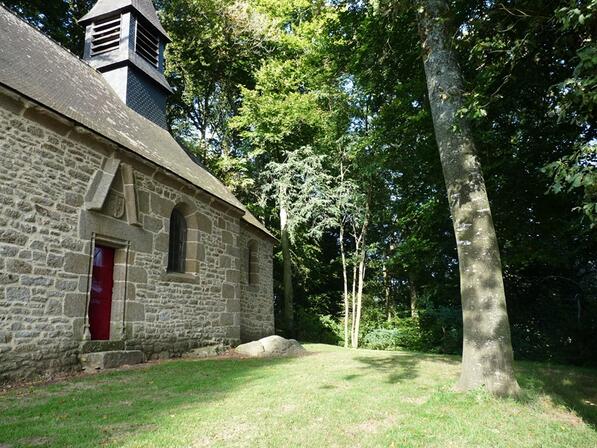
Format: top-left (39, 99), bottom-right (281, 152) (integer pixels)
top-left (83, 233), bottom-right (131, 341)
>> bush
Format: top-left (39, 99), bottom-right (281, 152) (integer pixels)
top-left (293, 304), bottom-right (463, 354)
top-left (418, 307), bottom-right (462, 354)
top-left (361, 307), bottom-right (462, 354)
top-left (362, 318), bottom-right (423, 351)
top-left (295, 308), bottom-right (342, 345)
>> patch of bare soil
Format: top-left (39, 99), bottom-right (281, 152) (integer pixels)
top-left (538, 396), bottom-right (585, 427)
top-left (346, 414), bottom-right (398, 435)
top-left (15, 437), bottom-right (52, 447)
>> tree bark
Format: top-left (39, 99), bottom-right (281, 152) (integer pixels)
top-left (416, 0), bottom-right (520, 396)
top-left (350, 247), bottom-right (358, 347)
top-left (340, 222), bottom-right (350, 348)
top-left (352, 244), bottom-right (366, 348)
top-left (280, 204), bottom-right (294, 337)
top-left (408, 272), bottom-right (418, 318)
top-left (351, 201), bottom-right (370, 349)
top-left (383, 259), bottom-right (392, 322)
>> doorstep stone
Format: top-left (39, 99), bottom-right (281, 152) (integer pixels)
top-left (79, 350), bottom-right (144, 371)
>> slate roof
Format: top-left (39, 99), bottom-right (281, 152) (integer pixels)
top-left (80, 0), bottom-right (170, 41)
top-left (0, 6), bottom-right (274, 239)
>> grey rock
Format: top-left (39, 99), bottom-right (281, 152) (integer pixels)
top-left (261, 335), bottom-right (306, 356)
top-left (235, 340), bottom-right (265, 357)
top-left (235, 335), bottom-right (306, 358)
top-left (6, 286), bottom-right (30, 302)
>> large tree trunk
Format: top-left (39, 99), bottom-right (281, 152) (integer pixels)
top-left (417, 0), bottom-right (520, 396)
top-left (280, 205), bottom-right (294, 337)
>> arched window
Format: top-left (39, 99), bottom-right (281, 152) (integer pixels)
top-left (167, 208), bottom-right (187, 273)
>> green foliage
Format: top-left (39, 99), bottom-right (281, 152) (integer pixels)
top-left (294, 308), bottom-right (342, 345)
top-left (417, 308), bottom-right (462, 355)
top-left (363, 326), bottom-right (422, 351)
top-left (10, 0), bottom-right (596, 365)
top-left (544, 144), bottom-right (597, 225)
top-left (359, 308), bottom-right (462, 354)
top-left (161, 0), bottom-right (276, 162)
top-left (542, 0), bottom-right (597, 224)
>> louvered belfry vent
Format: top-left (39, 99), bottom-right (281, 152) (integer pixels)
top-left (135, 20), bottom-right (159, 67)
top-left (81, 0), bottom-right (173, 128)
top-left (90, 15), bottom-right (121, 56)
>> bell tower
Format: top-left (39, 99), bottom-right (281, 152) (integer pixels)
top-left (80, 0), bottom-right (172, 129)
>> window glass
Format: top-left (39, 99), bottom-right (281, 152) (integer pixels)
top-left (167, 209), bottom-right (187, 272)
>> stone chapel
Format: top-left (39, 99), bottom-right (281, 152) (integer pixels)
top-left (0, 0), bottom-right (275, 382)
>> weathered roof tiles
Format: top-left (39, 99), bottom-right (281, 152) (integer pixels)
top-left (0, 6), bottom-right (273, 239)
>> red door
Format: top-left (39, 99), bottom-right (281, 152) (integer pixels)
top-left (88, 245), bottom-right (115, 340)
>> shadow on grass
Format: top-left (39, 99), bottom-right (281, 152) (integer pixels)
top-left (0, 356), bottom-right (295, 448)
top-left (353, 348), bottom-right (597, 430)
top-left (353, 351), bottom-right (459, 384)
top-left (517, 362), bottom-right (597, 429)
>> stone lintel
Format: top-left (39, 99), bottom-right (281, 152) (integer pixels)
top-left (79, 210), bottom-right (153, 253)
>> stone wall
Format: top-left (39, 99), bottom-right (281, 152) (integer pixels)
top-left (239, 223), bottom-right (275, 342)
top-left (0, 87), bottom-right (274, 382)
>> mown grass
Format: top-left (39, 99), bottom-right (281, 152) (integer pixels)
top-left (0, 344), bottom-right (596, 447)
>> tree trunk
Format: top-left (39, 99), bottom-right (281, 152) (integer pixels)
top-left (408, 272), bottom-right (418, 318)
top-left (383, 260), bottom-right (392, 322)
top-left (416, 0), bottom-right (520, 396)
top-left (280, 205), bottom-right (294, 337)
top-left (352, 245), bottom-right (366, 349)
top-left (350, 224), bottom-right (359, 347)
top-left (351, 202), bottom-right (370, 349)
top-left (340, 223), bottom-right (350, 348)
top-left (350, 251), bottom-right (358, 347)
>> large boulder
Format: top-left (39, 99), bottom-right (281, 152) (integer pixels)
top-left (235, 335), bottom-right (306, 358)
top-left (235, 340), bottom-right (265, 357)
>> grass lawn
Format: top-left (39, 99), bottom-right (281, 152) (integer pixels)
top-left (1, 344), bottom-right (596, 447)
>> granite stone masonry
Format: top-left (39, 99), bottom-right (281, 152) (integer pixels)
top-left (0, 86), bottom-right (274, 382)
top-left (0, 1), bottom-right (275, 382)
top-left (239, 224), bottom-right (275, 342)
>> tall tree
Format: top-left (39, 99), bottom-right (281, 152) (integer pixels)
top-left (260, 147), bottom-right (338, 336)
top-left (232, 0), bottom-right (347, 335)
top-left (161, 0), bottom-right (275, 182)
top-left (416, 0), bottom-right (520, 396)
